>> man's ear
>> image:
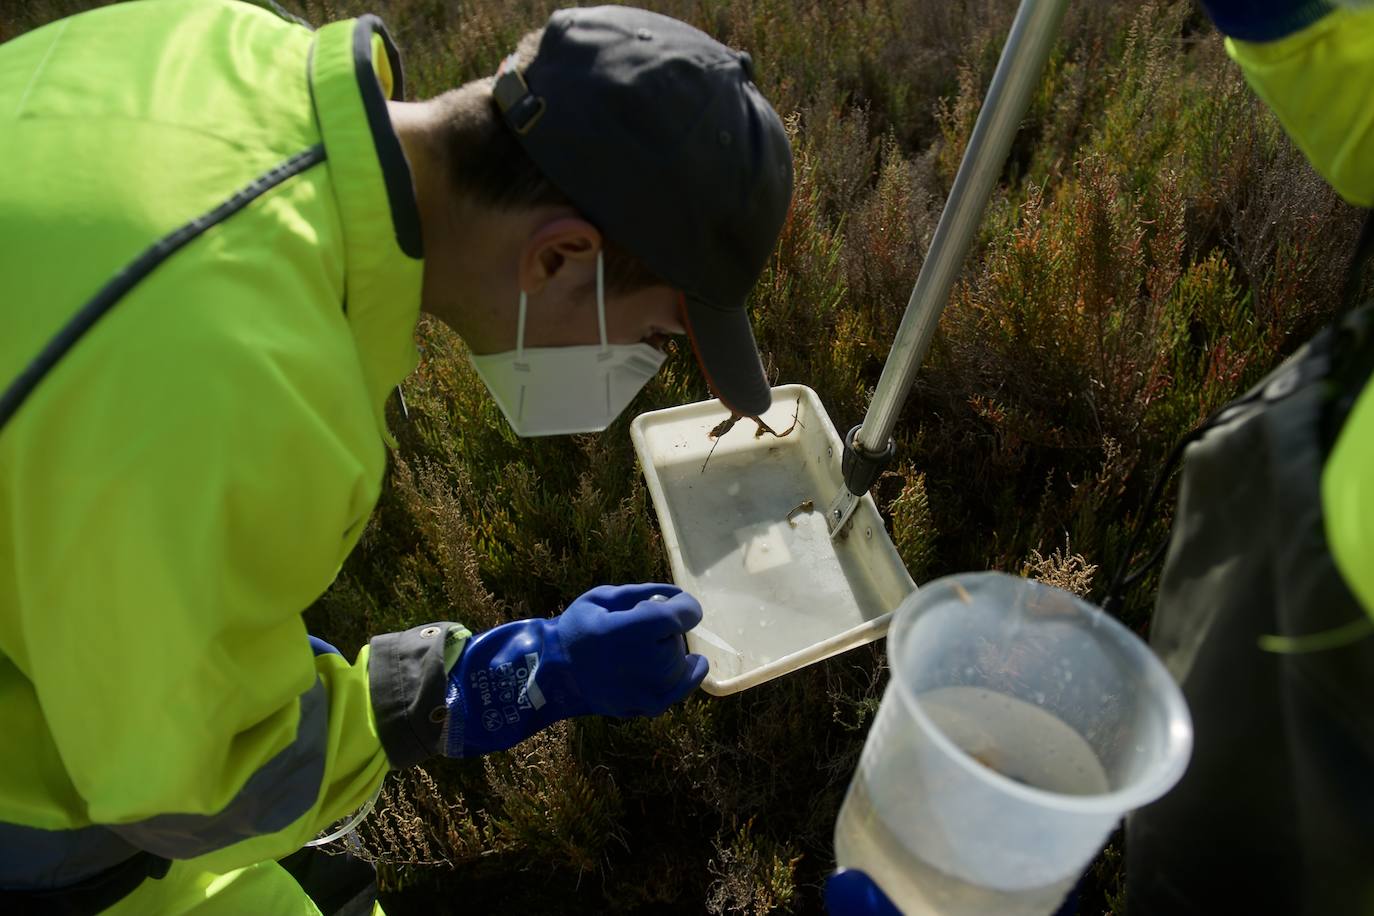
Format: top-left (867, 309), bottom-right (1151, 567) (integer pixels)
top-left (518, 217), bottom-right (601, 294)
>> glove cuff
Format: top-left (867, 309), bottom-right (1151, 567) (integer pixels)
top-left (369, 623), bottom-right (468, 768)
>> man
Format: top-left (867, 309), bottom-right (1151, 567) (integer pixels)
top-left (827, 2), bottom-right (1374, 914)
top-left (0, 1), bottom-right (792, 913)
top-left (1124, 1), bottom-right (1374, 913)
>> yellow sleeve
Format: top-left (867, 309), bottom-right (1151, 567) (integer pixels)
top-left (1324, 383), bottom-right (1374, 620)
top-left (1225, 7), bottom-right (1374, 207)
top-left (4, 237), bottom-right (394, 870)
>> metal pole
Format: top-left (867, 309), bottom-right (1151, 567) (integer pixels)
top-left (829, 0), bottom-right (1069, 536)
top-left (859, 0), bottom-right (1068, 449)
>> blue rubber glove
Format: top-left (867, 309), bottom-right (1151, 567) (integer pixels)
top-left (308, 635), bottom-right (342, 657)
top-left (825, 869), bottom-right (901, 916)
top-left (442, 583), bottom-right (709, 757)
top-left (825, 867), bottom-right (1082, 915)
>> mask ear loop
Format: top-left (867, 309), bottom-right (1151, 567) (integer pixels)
top-left (595, 249), bottom-right (614, 416)
top-left (596, 250), bottom-right (610, 356)
top-left (515, 290), bottom-right (528, 366)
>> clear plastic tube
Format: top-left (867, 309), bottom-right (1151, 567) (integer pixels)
top-left (303, 784), bottom-right (383, 848)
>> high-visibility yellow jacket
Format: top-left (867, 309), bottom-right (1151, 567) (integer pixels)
top-left (0, 1), bottom-right (457, 911)
top-left (1220, 5), bottom-right (1374, 619)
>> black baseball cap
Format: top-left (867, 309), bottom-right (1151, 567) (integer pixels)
top-left (491, 5), bottom-right (793, 417)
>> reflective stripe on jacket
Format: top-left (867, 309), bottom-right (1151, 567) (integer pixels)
top-left (0, 0), bottom-right (435, 895)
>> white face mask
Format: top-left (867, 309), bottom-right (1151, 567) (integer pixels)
top-left (469, 252), bottom-right (668, 437)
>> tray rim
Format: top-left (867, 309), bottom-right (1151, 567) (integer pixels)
top-left (630, 384), bottom-right (914, 696)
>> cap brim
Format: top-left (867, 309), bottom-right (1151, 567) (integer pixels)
top-left (682, 294), bottom-right (772, 416)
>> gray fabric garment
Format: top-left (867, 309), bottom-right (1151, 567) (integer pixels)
top-left (1126, 310), bottom-right (1374, 915)
top-left (279, 845), bottom-right (377, 916)
top-left (368, 622), bottom-right (462, 767)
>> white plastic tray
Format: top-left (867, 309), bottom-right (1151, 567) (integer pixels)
top-left (630, 384), bottom-right (917, 695)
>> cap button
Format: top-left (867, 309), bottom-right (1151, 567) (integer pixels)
top-left (636, 27), bottom-right (653, 40)
top-left (737, 50), bottom-right (755, 80)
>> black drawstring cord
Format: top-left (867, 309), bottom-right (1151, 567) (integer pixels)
top-left (1101, 424), bottom-right (1205, 616)
top-left (1102, 209), bottom-right (1373, 617)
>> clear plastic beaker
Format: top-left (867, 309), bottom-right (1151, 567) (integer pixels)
top-left (833, 572), bottom-right (1192, 915)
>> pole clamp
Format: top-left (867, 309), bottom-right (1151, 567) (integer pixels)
top-left (841, 425), bottom-right (895, 498)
